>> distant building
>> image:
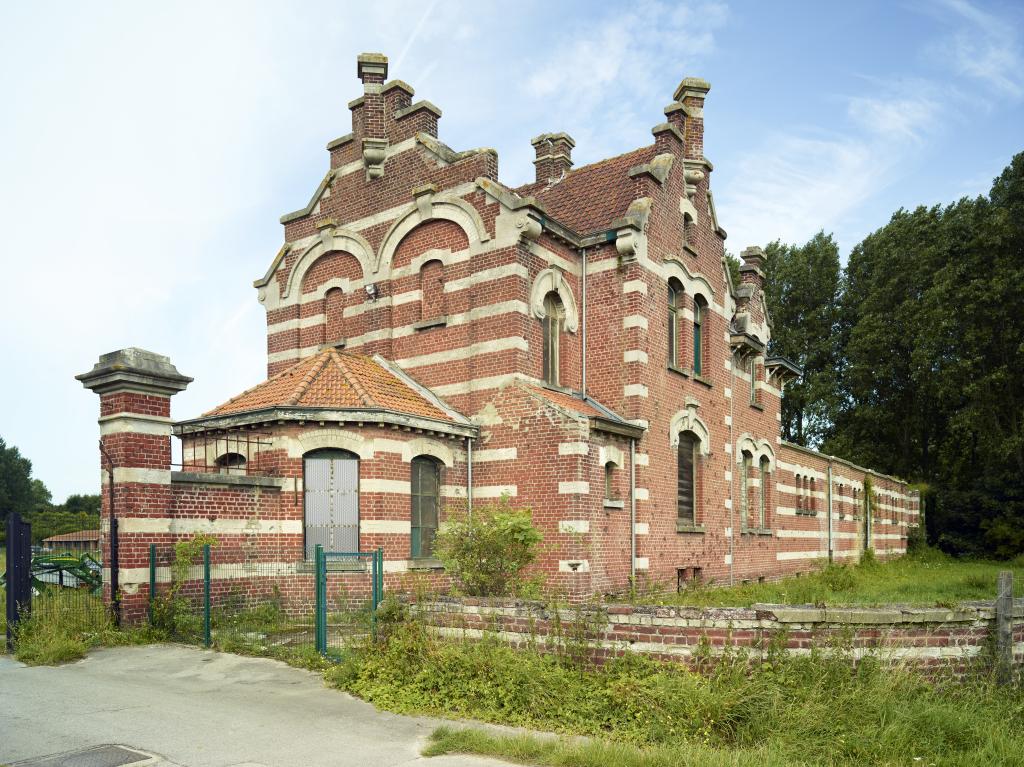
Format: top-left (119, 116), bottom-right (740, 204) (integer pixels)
top-left (78, 53), bottom-right (918, 619)
top-left (42, 529), bottom-right (100, 554)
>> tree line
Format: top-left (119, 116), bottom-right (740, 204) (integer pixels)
top-left (0, 437), bottom-right (100, 545)
top-left (763, 151), bottom-right (1024, 558)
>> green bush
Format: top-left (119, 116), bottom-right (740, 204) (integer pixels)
top-left (434, 499), bottom-right (543, 597)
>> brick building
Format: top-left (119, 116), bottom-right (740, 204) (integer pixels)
top-left (78, 53), bottom-right (917, 616)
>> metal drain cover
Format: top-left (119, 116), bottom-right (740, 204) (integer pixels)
top-left (10, 744), bottom-right (156, 767)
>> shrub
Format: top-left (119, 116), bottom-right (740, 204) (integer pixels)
top-left (434, 499), bottom-right (543, 597)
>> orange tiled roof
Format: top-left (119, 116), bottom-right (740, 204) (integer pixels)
top-left (529, 386), bottom-right (610, 418)
top-left (204, 349), bottom-right (455, 422)
top-left (516, 145), bottom-right (657, 235)
top-left (43, 530), bottom-right (100, 543)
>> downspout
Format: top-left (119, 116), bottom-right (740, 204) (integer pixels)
top-left (630, 437), bottom-right (637, 585)
top-left (728, 357), bottom-right (736, 586)
top-left (580, 247), bottom-right (587, 397)
top-left (827, 459), bottom-right (834, 562)
top-left (467, 437), bottom-right (474, 520)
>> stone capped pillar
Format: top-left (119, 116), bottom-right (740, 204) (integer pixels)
top-left (76, 348), bottom-right (191, 623)
top-left (673, 77), bottom-right (710, 160)
top-left (357, 52), bottom-right (389, 178)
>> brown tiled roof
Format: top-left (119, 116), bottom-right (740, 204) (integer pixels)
top-left (516, 145), bottom-right (657, 235)
top-left (43, 530), bottom-right (100, 543)
top-left (529, 386), bottom-right (609, 418)
top-left (204, 349), bottom-right (455, 422)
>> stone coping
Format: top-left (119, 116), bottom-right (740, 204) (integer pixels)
top-left (170, 471), bottom-right (287, 489)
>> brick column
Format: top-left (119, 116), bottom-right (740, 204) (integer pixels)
top-left (77, 348), bottom-right (192, 623)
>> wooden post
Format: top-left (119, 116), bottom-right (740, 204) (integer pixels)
top-left (995, 570), bottom-right (1013, 685)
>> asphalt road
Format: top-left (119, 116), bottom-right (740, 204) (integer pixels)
top-left (0, 645), bottom-right (512, 767)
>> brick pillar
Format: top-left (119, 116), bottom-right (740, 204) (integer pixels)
top-left (77, 348), bottom-right (192, 624)
top-left (531, 132), bottom-right (575, 184)
top-left (673, 77), bottom-right (710, 160)
top-left (357, 52), bottom-right (389, 179)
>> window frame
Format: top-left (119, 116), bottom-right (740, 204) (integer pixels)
top-left (668, 280), bottom-right (682, 370)
top-left (692, 296), bottom-right (706, 377)
top-left (302, 448), bottom-right (360, 560)
top-left (676, 432), bottom-right (699, 527)
top-left (410, 455), bottom-right (442, 559)
top-left (759, 456), bottom-right (770, 529)
top-left (542, 291), bottom-right (564, 387)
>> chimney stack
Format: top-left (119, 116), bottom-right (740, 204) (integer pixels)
top-left (531, 132), bottom-right (575, 184)
top-left (672, 77), bottom-right (710, 160)
top-left (739, 246), bottom-right (767, 291)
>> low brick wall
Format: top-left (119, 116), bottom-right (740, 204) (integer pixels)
top-left (412, 597), bottom-right (1024, 677)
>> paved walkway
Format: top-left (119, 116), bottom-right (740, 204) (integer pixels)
top-left (0, 645), bottom-right (511, 767)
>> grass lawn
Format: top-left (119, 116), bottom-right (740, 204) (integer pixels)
top-left (633, 548), bottom-right (1024, 608)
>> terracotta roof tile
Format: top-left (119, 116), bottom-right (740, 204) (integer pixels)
top-left (43, 530), bottom-right (101, 543)
top-left (204, 349), bottom-right (455, 422)
top-left (516, 145), bottom-right (657, 235)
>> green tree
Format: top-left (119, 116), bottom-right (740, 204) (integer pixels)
top-left (0, 436), bottom-right (36, 520)
top-left (763, 232), bottom-right (843, 446)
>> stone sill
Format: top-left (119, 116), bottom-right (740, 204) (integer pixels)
top-left (692, 374), bottom-right (713, 389)
top-left (795, 510), bottom-right (819, 517)
top-left (668, 364), bottom-right (690, 378)
top-left (604, 499), bottom-right (625, 510)
top-left (171, 472), bottom-right (286, 490)
top-left (682, 244), bottom-right (699, 258)
top-left (408, 558), bottom-right (445, 571)
top-left (412, 316), bottom-right (447, 331)
top-left (742, 527), bottom-right (773, 536)
top-left (676, 521), bottom-right (706, 534)
top-left (749, 402), bottom-right (764, 412)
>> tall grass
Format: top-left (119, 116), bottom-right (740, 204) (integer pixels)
top-left (634, 548), bottom-right (1024, 607)
top-left (331, 619), bottom-right (1024, 766)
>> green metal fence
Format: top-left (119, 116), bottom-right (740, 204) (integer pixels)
top-left (147, 543), bottom-right (383, 659)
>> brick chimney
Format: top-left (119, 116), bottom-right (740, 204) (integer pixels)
top-left (356, 53), bottom-right (389, 178)
top-left (739, 246), bottom-right (767, 291)
top-left (673, 77), bottom-right (710, 160)
top-left (531, 132), bottom-right (575, 184)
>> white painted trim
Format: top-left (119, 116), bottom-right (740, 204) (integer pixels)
top-left (360, 519), bottom-right (411, 534)
top-left (118, 518), bottom-right (301, 535)
top-left (101, 468), bottom-right (170, 485)
top-left (623, 315), bottom-right (648, 330)
top-left (558, 481), bottom-right (590, 495)
top-left (623, 349), bottom-right (648, 364)
top-left (559, 520), bottom-right (590, 534)
top-left (558, 442), bottom-right (589, 456)
top-left (395, 337), bottom-right (528, 370)
top-left (473, 447), bottom-right (517, 462)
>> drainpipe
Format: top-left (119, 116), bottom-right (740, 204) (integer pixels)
top-left (630, 436), bottom-right (637, 584)
top-left (728, 357), bottom-right (736, 586)
top-left (580, 247), bottom-right (587, 397)
top-left (827, 459), bottom-right (834, 562)
top-left (467, 436), bottom-right (474, 520)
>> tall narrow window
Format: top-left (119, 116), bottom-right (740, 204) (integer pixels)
top-left (668, 279), bottom-right (682, 368)
top-left (325, 287), bottom-right (344, 344)
top-left (677, 432), bottom-right (698, 526)
top-left (303, 449), bottom-right (359, 559)
top-left (542, 291), bottom-right (564, 387)
top-left (740, 452), bottom-right (752, 529)
top-left (796, 474), bottom-right (803, 511)
top-left (759, 456), bottom-right (770, 528)
top-left (411, 456), bottom-right (442, 559)
top-left (420, 259), bottom-right (445, 321)
top-left (692, 296), bottom-right (707, 376)
top-left (810, 477), bottom-right (816, 512)
top-left (604, 462), bottom-right (616, 501)
top-left (749, 358), bottom-right (758, 405)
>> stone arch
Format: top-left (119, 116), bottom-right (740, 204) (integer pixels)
top-left (530, 268), bottom-right (579, 333)
top-left (598, 444), bottom-right (624, 468)
top-left (735, 433), bottom-right (776, 471)
top-left (299, 250), bottom-right (364, 297)
top-left (669, 406), bottom-right (710, 455)
top-left (283, 228), bottom-right (375, 300)
top-left (663, 258), bottom-right (715, 303)
top-left (402, 437), bottom-right (455, 467)
top-left (292, 428), bottom-right (374, 460)
top-left (376, 197), bottom-right (490, 275)
top-left (392, 220), bottom-right (469, 271)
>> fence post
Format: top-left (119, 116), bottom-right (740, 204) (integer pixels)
top-left (109, 516), bottom-right (121, 627)
top-left (5, 512), bottom-right (32, 651)
top-left (377, 546), bottom-right (384, 607)
top-left (995, 570), bottom-right (1013, 685)
top-left (148, 544), bottom-right (156, 625)
top-left (315, 545), bottom-right (326, 655)
top-left (203, 544), bottom-right (211, 648)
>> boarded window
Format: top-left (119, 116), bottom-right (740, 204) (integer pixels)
top-left (677, 432), bottom-right (698, 525)
top-left (411, 456), bottom-right (441, 558)
top-left (325, 287), bottom-right (344, 343)
top-left (420, 259), bottom-right (445, 320)
top-left (542, 291), bottom-right (564, 387)
top-left (303, 449), bottom-right (359, 559)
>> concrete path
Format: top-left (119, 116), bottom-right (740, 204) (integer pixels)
top-left (0, 645), bottom-right (512, 767)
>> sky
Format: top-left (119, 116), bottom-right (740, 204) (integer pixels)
top-left (1, 0), bottom-right (1021, 502)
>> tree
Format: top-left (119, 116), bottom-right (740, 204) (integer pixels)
top-left (762, 232), bottom-right (843, 446)
top-left (0, 437), bottom-right (36, 520)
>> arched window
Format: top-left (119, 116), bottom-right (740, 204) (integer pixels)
top-left (692, 296), bottom-right (707, 376)
top-left (677, 432), bottom-right (699, 526)
top-left (740, 452), bottom-right (753, 529)
top-left (604, 461), bottom-right (616, 501)
top-left (796, 474), bottom-right (803, 511)
top-left (759, 456), bottom-right (771, 528)
top-left (325, 287), bottom-right (345, 344)
top-left (411, 456), bottom-right (442, 558)
top-left (542, 291), bottom-right (564, 386)
top-left (303, 448), bottom-right (359, 559)
top-left (749, 357), bottom-right (758, 405)
top-left (420, 259), bottom-right (445, 321)
top-left (215, 452), bottom-right (246, 474)
top-left (668, 279), bottom-right (682, 369)
top-left (809, 477), bottom-right (816, 512)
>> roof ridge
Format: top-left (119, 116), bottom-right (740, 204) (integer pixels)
top-left (562, 143), bottom-right (655, 178)
top-left (333, 350), bottom-right (376, 408)
top-left (287, 349), bottom-right (332, 406)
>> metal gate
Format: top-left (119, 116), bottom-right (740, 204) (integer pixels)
top-left (5, 512), bottom-right (32, 650)
top-left (304, 449), bottom-right (359, 559)
top-left (314, 545), bottom-right (383, 657)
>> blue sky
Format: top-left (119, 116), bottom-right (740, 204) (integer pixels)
top-left (1, 0), bottom-right (1021, 502)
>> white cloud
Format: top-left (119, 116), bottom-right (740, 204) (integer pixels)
top-left (934, 0), bottom-right (1023, 99)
